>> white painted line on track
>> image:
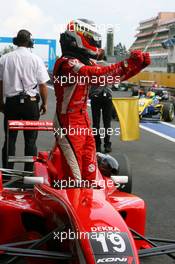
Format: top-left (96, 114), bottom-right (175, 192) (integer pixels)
top-left (159, 121), bottom-right (175, 128)
top-left (140, 124), bottom-right (175, 143)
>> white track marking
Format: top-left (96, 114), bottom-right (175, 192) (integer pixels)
top-left (140, 124), bottom-right (175, 143)
top-left (159, 121), bottom-right (175, 128)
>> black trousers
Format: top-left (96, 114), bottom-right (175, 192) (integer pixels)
top-left (2, 96), bottom-right (40, 171)
top-left (91, 96), bottom-right (112, 149)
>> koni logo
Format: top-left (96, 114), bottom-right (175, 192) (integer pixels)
top-left (97, 257), bottom-right (128, 263)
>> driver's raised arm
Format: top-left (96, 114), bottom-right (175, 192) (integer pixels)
top-left (61, 50), bottom-right (151, 84)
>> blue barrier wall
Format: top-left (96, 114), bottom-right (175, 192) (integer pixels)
top-left (0, 37), bottom-right (56, 72)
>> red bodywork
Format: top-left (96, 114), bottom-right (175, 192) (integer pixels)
top-left (0, 121), bottom-right (151, 263)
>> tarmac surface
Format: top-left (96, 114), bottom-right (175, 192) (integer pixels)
top-left (0, 88), bottom-right (175, 264)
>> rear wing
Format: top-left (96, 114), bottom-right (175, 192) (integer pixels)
top-left (7, 120), bottom-right (54, 165)
top-left (8, 120), bottom-right (54, 131)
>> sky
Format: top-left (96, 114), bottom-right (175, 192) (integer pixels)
top-left (0, 0), bottom-right (174, 58)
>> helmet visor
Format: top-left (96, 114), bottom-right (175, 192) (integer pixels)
top-left (83, 31), bottom-right (102, 48)
top-left (75, 19), bottom-right (102, 48)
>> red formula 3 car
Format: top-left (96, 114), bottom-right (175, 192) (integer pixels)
top-left (0, 121), bottom-right (175, 264)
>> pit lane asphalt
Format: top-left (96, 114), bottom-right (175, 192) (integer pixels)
top-left (0, 88), bottom-right (175, 264)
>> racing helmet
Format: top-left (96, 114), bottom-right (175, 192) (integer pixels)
top-left (97, 153), bottom-right (119, 176)
top-left (147, 91), bottom-right (155, 98)
top-left (60, 18), bottom-right (104, 60)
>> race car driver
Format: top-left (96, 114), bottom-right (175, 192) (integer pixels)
top-left (53, 18), bottom-right (151, 182)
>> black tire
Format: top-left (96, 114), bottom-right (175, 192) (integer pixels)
top-left (162, 102), bottom-right (174, 122)
top-left (114, 154), bottom-right (132, 193)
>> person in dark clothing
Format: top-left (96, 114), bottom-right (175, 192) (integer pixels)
top-left (0, 29), bottom-right (49, 171)
top-left (90, 84), bottom-right (113, 153)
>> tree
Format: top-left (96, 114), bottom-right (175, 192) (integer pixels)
top-left (0, 45), bottom-right (15, 57)
top-left (114, 43), bottom-right (129, 61)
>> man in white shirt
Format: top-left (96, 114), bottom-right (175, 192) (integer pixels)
top-left (0, 29), bottom-right (49, 171)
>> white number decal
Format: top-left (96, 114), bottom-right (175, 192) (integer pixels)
top-left (109, 233), bottom-right (126, 252)
top-left (96, 233), bottom-right (109, 252)
top-left (96, 233), bottom-right (126, 253)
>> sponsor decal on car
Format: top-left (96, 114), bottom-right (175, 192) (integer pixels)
top-left (89, 232), bottom-right (136, 264)
top-left (9, 121), bottom-right (24, 126)
top-left (91, 227), bottom-right (121, 232)
top-left (96, 257), bottom-right (127, 263)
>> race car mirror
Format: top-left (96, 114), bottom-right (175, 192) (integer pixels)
top-left (111, 176), bottom-right (128, 184)
top-left (97, 153), bottom-right (119, 176)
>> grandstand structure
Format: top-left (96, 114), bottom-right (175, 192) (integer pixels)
top-left (130, 12), bottom-right (175, 72)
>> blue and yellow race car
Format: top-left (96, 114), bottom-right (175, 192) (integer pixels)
top-left (138, 91), bottom-right (174, 122)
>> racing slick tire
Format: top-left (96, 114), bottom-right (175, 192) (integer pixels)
top-left (162, 102), bottom-right (174, 122)
top-left (115, 154), bottom-right (132, 193)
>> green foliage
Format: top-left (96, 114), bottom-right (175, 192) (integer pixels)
top-left (0, 45), bottom-right (15, 56)
top-left (114, 42), bottom-right (128, 56)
